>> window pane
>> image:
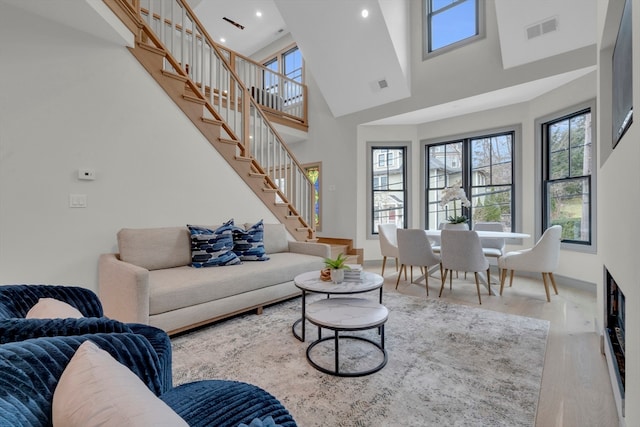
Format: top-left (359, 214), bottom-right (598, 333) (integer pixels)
top-left (546, 178), bottom-right (590, 243)
top-left (373, 191), bottom-right (405, 227)
top-left (471, 186), bottom-right (512, 229)
top-left (430, 0), bottom-right (477, 51)
top-left (283, 47), bottom-right (302, 82)
top-left (569, 112), bottom-right (592, 176)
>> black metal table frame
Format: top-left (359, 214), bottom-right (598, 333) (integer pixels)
top-left (292, 286), bottom-right (383, 342)
top-left (305, 319), bottom-right (388, 377)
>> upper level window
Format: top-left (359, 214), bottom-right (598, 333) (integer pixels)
top-left (263, 45), bottom-right (303, 83)
top-left (424, 0), bottom-right (484, 57)
top-left (542, 108), bottom-right (593, 245)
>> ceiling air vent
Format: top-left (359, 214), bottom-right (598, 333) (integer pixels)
top-left (378, 79), bottom-right (388, 89)
top-left (526, 17), bottom-right (558, 40)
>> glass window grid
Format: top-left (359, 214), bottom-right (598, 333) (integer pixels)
top-left (371, 147), bottom-right (407, 234)
top-left (426, 131), bottom-right (514, 230)
top-left (543, 109), bottom-right (592, 245)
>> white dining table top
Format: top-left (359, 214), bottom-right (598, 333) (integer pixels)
top-left (424, 229), bottom-right (530, 239)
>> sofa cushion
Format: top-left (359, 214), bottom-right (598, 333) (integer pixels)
top-left (52, 340), bottom-right (188, 427)
top-left (257, 223), bottom-right (289, 254)
top-left (148, 252), bottom-right (325, 315)
top-left (118, 227), bottom-right (192, 270)
top-left (25, 298), bottom-right (83, 319)
top-left (233, 220), bottom-right (270, 261)
top-left (188, 222), bottom-right (241, 268)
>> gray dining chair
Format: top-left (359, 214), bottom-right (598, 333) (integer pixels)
top-left (378, 224), bottom-right (400, 277)
top-left (439, 230), bottom-right (490, 304)
top-left (395, 228), bottom-right (442, 296)
top-left (498, 225), bottom-right (562, 302)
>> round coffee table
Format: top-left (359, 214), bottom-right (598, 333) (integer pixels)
top-left (292, 270), bottom-right (384, 342)
top-left (305, 297), bottom-right (388, 377)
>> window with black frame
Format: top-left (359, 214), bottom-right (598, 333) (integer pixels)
top-left (371, 147), bottom-right (407, 235)
top-left (543, 109), bottom-right (592, 244)
top-left (426, 132), bottom-right (514, 230)
top-left (424, 0), bottom-right (483, 56)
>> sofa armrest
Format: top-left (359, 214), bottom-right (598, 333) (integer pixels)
top-left (287, 241), bottom-right (331, 258)
top-left (98, 253), bottom-right (150, 325)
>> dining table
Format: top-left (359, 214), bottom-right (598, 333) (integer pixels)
top-left (420, 229), bottom-right (531, 295)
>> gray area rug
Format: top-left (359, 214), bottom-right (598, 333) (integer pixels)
top-left (171, 292), bottom-right (549, 426)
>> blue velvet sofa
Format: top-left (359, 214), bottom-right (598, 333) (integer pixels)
top-left (0, 333), bottom-right (297, 426)
top-left (0, 284), bottom-right (173, 393)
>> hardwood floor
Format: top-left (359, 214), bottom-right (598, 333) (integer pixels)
top-left (365, 263), bottom-right (619, 427)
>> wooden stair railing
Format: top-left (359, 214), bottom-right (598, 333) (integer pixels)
top-left (103, 0), bottom-right (315, 241)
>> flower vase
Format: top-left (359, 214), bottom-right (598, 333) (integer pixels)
top-left (444, 222), bottom-right (469, 230)
top-left (330, 268), bottom-right (344, 284)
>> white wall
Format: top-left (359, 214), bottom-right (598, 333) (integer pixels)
top-left (597, 0), bottom-right (639, 424)
top-left (0, 4), bottom-right (277, 291)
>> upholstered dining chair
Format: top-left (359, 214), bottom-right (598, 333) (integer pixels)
top-left (498, 225), bottom-right (562, 302)
top-left (473, 222), bottom-right (506, 260)
top-left (378, 223), bottom-right (400, 276)
top-left (439, 230), bottom-right (490, 304)
top-left (395, 229), bottom-right (441, 296)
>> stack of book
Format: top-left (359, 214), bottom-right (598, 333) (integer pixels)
top-left (343, 264), bottom-right (364, 282)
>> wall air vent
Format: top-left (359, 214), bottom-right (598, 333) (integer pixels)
top-left (526, 17), bottom-right (558, 40)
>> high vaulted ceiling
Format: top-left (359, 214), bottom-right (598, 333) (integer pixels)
top-left (190, 0), bottom-right (597, 123)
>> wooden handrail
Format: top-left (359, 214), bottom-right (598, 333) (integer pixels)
top-left (133, 0), bottom-right (315, 231)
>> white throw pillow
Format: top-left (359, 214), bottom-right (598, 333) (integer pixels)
top-left (52, 340), bottom-right (188, 427)
top-left (25, 298), bottom-right (83, 319)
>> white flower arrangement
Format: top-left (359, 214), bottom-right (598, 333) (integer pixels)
top-left (439, 181), bottom-right (471, 224)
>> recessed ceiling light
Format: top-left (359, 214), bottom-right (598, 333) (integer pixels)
top-left (256, 11), bottom-right (262, 17)
top-left (361, 9), bottom-right (369, 18)
top-left (220, 38), bottom-right (226, 43)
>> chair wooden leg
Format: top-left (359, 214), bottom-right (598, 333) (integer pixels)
top-left (439, 263), bottom-right (443, 283)
top-left (424, 266), bottom-right (429, 296)
top-left (487, 268), bottom-right (491, 295)
top-left (395, 265), bottom-right (404, 289)
top-left (410, 266), bottom-right (414, 283)
top-left (439, 269), bottom-right (448, 297)
top-left (541, 273), bottom-right (551, 302)
top-left (474, 272), bottom-right (482, 304)
top-left (500, 269), bottom-right (507, 295)
top-left (395, 258), bottom-right (399, 271)
top-left (509, 270), bottom-right (515, 287)
top-left (549, 272), bottom-right (559, 295)
top-left (381, 256), bottom-right (387, 276)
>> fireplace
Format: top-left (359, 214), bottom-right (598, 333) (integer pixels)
top-left (604, 267), bottom-right (625, 419)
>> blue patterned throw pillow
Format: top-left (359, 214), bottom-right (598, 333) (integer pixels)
top-left (232, 220), bottom-right (270, 261)
top-left (188, 221), bottom-right (241, 268)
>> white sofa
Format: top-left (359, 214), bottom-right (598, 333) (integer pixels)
top-left (99, 223), bottom-right (330, 335)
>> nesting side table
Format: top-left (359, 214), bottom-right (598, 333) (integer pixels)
top-left (292, 271), bottom-right (384, 342)
top-left (305, 297), bottom-right (388, 377)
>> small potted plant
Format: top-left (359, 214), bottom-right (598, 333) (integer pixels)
top-left (323, 253), bottom-right (350, 284)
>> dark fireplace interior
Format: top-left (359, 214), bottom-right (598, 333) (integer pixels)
top-left (606, 269), bottom-right (625, 390)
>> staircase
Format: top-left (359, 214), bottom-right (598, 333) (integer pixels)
top-left (103, 0), bottom-right (314, 241)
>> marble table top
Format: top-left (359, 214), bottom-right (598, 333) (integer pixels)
top-left (305, 297), bottom-right (388, 329)
top-left (294, 270), bottom-right (383, 294)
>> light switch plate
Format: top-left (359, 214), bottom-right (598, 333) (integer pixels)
top-left (69, 194), bottom-right (87, 208)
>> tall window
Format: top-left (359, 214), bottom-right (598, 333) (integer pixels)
top-left (424, 0), bottom-right (484, 56)
top-left (371, 147), bottom-right (407, 234)
top-left (426, 131), bottom-right (514, 230)
top-left (543, 109), bottom-right (592, 244)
